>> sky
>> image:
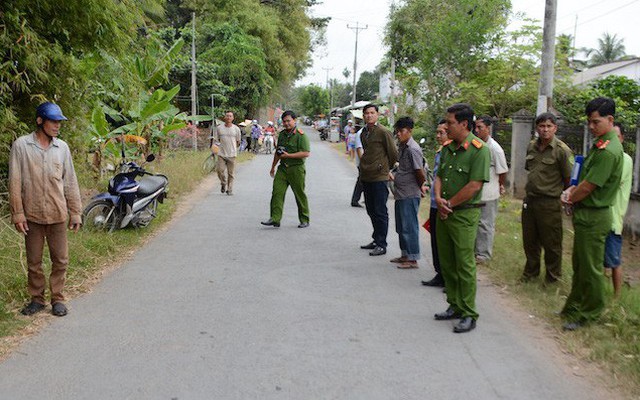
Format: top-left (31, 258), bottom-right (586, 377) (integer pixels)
top-left (298, 0), bottom-right (640, 87)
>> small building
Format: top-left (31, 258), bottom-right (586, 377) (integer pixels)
top-left (572, 58), bottom-right (640, 86)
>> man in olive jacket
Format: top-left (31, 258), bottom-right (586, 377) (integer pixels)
top-left (359, 104), bottom-right (399, 256)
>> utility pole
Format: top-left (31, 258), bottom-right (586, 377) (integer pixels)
top-left (347, 22), bottom-right (368, 107)
top-left (191, 12), bottom-right (198, 151)
top-left (389, 58), bottom-right (396, 127)
top-left (322, 66), bottom-right (333, 114)
top-left (536, 0), bottom-right (557, 116)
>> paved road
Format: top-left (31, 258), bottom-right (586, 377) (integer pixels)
top-left (0, 127), bottom-right (606, 399)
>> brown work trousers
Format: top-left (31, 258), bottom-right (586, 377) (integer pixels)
top-left (521, 196), bottom-right (563, 282)
top-left (216, 156), bottom-right (236, 192)
top-left (24, 221), bottom-right (69, 305)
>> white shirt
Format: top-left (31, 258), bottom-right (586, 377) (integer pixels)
top-left (481, 136), bottom-right (509, 201)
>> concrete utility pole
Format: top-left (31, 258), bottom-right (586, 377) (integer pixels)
top-left (191, 12), bottom-right (198, 151)
top-left (536, 0), bottom-right (557, 116)
top-left (347, 22), bottom-right (368, 107)
top-left (322, 67), bottom-right (333, 114)
top-left (389, 58), bottom-right (396, 127)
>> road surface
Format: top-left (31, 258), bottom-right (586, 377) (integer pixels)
top-left (0, 127), bottom-right (608, 399)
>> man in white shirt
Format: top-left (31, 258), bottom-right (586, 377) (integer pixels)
top-left (213, 110), bottom-right (242, 195)
top-left (474, 116), bottom-right (508, 263)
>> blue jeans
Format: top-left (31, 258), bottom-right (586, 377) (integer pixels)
top-left (395, 198), bottom-right (421, 260)
top-left (362, 180), bottom-right (389, 248)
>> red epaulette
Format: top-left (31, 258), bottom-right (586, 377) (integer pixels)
top-left (596, 139), bottom-right (610, 149)
top-left (297, 128), bottom-right (304, 135)
top-left (471, 138), bottom-right (483, 149)
top-left (463, 141), bottom-right (470, 150)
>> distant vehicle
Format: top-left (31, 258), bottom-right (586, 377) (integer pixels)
top-left (316, 119), bottom-right (329, 140)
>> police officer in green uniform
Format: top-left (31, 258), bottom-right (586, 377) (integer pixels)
top-left (434, 103), bottom-right (490, 333)
top-left (521, 112), bottom-right (573, 283)
top-left (261, 110), bottom-right (311, 228)
top-left (561, 97), bottom-right (623, 331)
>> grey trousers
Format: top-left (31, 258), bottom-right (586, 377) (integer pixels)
top-left (475, 199), bottom-right (498, 260)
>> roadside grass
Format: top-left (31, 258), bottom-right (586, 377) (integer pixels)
top-left (0, 150), bottom-right (253, 341)
top-left (484, 198), bottom-right (640, 397)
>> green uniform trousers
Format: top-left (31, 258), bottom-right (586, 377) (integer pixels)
top-left (270, 164), bottom-right (309, 224)
top-left (562, 207), bottom-right (610, 322)
top-left (521, 196), bottom-right (563, 282)
top-left (436, 208), bottom-right (481, 319)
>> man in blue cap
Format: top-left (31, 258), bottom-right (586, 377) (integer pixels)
top-left (9, 102), bottom-right (82, 317)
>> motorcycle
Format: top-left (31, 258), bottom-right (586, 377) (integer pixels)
top-left (83, 154), bottom-right (168, 232)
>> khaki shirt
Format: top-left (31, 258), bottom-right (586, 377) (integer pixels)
top-left (9, 132), bottom-right (82, 225)
top-left (525, 135), bottom-right (573, 198)
top-left (579, 130), bottom-right (623, 208)
top-left (213, 124), bottom-right (242, 158)
top-left (360, 123), bottom-right (398, 182)
top-left (437, 133), bottom-right (490, 205)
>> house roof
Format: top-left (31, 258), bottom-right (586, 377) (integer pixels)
top-left (572, 58), bottom-right (640, 86)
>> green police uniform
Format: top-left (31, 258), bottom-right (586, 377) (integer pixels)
top-left (436, 133), bottom-right (490, 319)
top-left (270, 127), bottom-right (311, 223)
top-left (562, 130), bottom-right (623, 323)
top-left (521, 135), bottom-right (573, 282)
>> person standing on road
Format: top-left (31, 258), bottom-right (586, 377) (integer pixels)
top-left (561, 97), bottom-right (623, 331)
top-left (251, 120), bottom-right (262, 153)
top-left (422, 120), bottom-right (449, 287)
top-left (261, 110), bottom-right (311, 228)
top-left (389, 117), bottom-right (427, 269)
top-left (603, 122), bottom-right (632, 297)
top-left (9, 102), bottom-right (82, 317)
top-left (344, 120), bottom-right (354, 155)
top-left (350, 126), bottom-right (365, 207)
top-left (359, 104), bottom-right (398, 256)
top-left (474, 116), bottom-right (508, 264)
top-left (213, 110), bottom-right (242, 196)
top-left (433, 103), bottom-right (490, 333)
top-left (520, 113), bottom-right (573, 284)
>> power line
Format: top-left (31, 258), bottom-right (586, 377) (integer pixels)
top-left (557, 0), bottom-right (640, 33)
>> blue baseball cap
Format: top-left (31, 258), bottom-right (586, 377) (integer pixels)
top-left (36, 102), bottom-right (67, 121)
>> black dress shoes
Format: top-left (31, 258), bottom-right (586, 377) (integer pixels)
top-left (422, 274), bottom-right (445, 287)
top-left (260, 219), bottom-right (280, 227)
top-left (434, 307), bottom-right (461, 320)
top-left (369, 246), bottom-right (386, 256)
top-left (351, 203), bottom-right (363, 207)
top-left (360, 241), bottom-right (377, 250)
top-left (453, 317), bottom-right (476, 333)
top-left (298, 222), bottom-right (309, 228)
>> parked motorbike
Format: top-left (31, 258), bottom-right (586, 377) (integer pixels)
top-left (83, 154), bottom-right (168, 232)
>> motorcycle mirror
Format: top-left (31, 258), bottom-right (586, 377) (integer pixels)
top-left (146, 154), bottom-right (156, 162)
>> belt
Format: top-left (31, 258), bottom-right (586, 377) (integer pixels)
top-left (453, 203), bottom-right (485, 211)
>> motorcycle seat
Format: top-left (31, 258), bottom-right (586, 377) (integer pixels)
top-left (137, 175), bottom-right (168, 196)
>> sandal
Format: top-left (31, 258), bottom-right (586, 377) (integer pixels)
top-left (390, 257), bottom-right (408, 263)
top-left (20, 301), bottom-right (46, 316)
top-left (52, 302), bottom-right (68, 317)
top-left (397, 261), bottom-right (419, 269)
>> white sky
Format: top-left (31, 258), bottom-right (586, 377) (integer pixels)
top-left (298, 0), bottom-right (640, 87)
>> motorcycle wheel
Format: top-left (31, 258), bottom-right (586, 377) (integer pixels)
top-left (83, 200), bottom-right (119, 233)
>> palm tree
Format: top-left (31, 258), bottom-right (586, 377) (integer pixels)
top-left (583, 33), bottom-right (627, 67)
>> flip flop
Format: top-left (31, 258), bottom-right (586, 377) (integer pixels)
top-left (397, 262), bottom-right (418, 269)
top-left (390, 257), bottom-right (408, 263)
